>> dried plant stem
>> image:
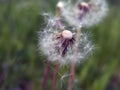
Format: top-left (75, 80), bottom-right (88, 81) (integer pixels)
top-left (68, 28), bottom-right (81, 90)
top-left (68, 62), bottom-right (76, 90)
top-left (42, 61), bottom-right (51, 90)
top-left (52, 60), bottom-right (60, 90)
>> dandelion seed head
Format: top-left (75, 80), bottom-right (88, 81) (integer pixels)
top-left (81, 0), bottom-right (109, 27)
top-left (39, 27), bottom-right (94, 65)
top-left (39, 10), bottom-right (95, 65)
top-left (61, 0), bottom-right (108, 27)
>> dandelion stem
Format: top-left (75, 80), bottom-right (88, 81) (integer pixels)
top-left (68, 62), bottom-right (76, 90)
top-left (52, 61), bottom-right (60, 90)
top-left (68, 28), bottom-right (81, 90)
top-left (51, 5), bottom-right (62, 90)
top-left (42, 61), bottom-right (51, 90)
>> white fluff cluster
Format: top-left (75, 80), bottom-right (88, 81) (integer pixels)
top-left (38, 0), bottom-right (108, 65)
top-left (39, 23), bottom-right (94, 65)
top-left (61, 0), bottom-right (108, 27)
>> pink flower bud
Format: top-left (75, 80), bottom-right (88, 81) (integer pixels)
top-left (61, 30), bottom-right (73, 39)
top-left (78, 2), bottom-right (91, 12)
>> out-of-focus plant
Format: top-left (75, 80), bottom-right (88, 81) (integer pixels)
top-left (0, 0), bottom-right (120, 90)
top-left (39, 0), bottom-right (108, 90)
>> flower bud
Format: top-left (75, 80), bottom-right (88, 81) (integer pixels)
top-left (61, 30), bottom-right (73, 39)
top-left (78, 2), bottom-right (90, 12)
top-left (57, 1), bottom-right (64, 9)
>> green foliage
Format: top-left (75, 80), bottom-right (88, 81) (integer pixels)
top-left (0, 0), bottom-right (120, 90)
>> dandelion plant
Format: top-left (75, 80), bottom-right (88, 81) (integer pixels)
top-left (39, 0), bottom-right (108, 90)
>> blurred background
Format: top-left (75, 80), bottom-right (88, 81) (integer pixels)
top-left (0, 0), bottom-right (120, 90)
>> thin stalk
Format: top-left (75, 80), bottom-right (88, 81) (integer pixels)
top-left (68, 28), bottom-right (81, 90)
top-left (51, 5), bottom-right (63, 90)
top-left (68, 62), bottom-right (75, 90)
top-left (42, 61), bottom-right (51, 90)
top-left (52, 61), bottom-right (60, 90)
